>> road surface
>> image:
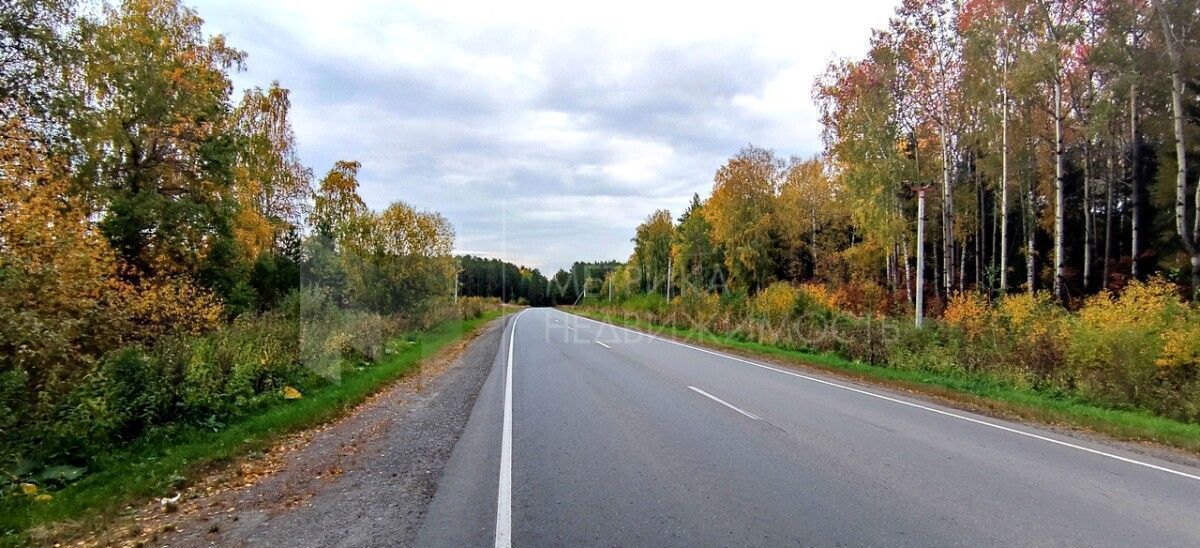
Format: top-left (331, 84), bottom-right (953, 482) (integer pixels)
top-left (417, 308), bottom-right (1200, 547)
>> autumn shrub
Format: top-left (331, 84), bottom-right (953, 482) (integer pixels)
top-left (624, 293), bottom-right (669, 316)
top-left (589, 276), bottom-right (1200, 423)
top-left (940, 292), bottom-right (1012, 379)
top-left (1066, 278), bottom-right (1198, 417)
top-left (670, 289), bottom-right (721, 330)
top-left (456, 296), bottom-right (494, 320)
top-left (943, 292), bottom-right (990, 340)
top-left (993, 292), bottom-right (1068, 383)
top-left (1159, 320), bottom-right (1200, 370)
top-left (796, 283), bottom-right (837, 318)
top-left (829, 315), bottom-right (887, 364)
top-left (832, 279), bottom-right (890, 317)
top-left (752, 282), bottom-right (800, 325)
top-left (708, 289), bottom-right (749, 333)
top-left (116, 274), bottom-right (225, 341)
top-left (0, 288), bottom-right (423, 486)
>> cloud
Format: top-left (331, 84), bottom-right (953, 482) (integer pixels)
top-left (195, 0), bottom-right (896, 272)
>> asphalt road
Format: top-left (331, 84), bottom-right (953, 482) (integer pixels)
top-left (417, 308), bottom-right (1200, 547)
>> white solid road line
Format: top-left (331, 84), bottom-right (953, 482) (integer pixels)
top-left (565, 311), bottom-right (1200, 483)
top-left (494, 310), bottom-right (524, 548)
top-left (594, 340), bottom-right (611, 349)
top-left (689, 386), bottom-right (761, 421)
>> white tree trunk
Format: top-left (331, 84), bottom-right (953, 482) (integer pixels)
top-left (1130, 82), bottom-right (1141, 279)
top-left (1053, 79), bottom-right (1065, 301)
top-left (1027, 150), bottom-right (1037, 295)
top-left (1103, 153), bottom-right (1114, 288)
top-left (916, 189), bottom-right (927, 327)
top-left (903, 233), bottom-right (913, 304)
top-left (940, 120), bottom-right (954, 295)
top-left (1000, 86), bottom-right (1009, 293)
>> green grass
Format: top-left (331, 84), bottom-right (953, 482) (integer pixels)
top-left (572, 309), bottom-right (1200, 455)
top-left (0, 310), bottom-right (506, 544)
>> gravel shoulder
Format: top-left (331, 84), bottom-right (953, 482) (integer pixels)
top-left (95, 316), bottom-right (506, 547)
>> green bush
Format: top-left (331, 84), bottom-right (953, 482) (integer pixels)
top-left (670, 289), bottom-right (721, 328)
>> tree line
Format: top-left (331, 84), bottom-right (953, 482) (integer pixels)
top-left (456, 256), bottom-right (618, 306)
top-left (611, 0), bottom-right (1200, 308)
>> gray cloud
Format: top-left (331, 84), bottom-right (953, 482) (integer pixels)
top-left (196, 0), bottom-right (895, 272)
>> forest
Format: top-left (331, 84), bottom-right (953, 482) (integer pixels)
top-left (0, 0), bottom-right (483, 512)
top-left (595, 0), bottom-right (1200, 424)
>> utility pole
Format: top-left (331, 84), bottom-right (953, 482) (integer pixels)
top-left (453, 258), bottom-right (461, 304)
top-left (915, 184), bottom-right (930, 328)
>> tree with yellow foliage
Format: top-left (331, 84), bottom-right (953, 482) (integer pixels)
top-left (231, 83), bottom-right (313, 259)
top-left (704, 146), bottom-right (781, 292)
top-left (776, 156), bottom-right (847, 282)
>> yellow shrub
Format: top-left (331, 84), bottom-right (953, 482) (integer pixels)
top-left (1067, 278), bottom-right (1187, 406)
top-left (798, 283), bottom-right (837, 312)
top-left (1078, 277), bottom-right (1183, 332)
top-left (943, 292), bottom-right (990, 339)
top-left (996, 292), bottom-right (1066, 347)
top-left (752, 282), bottom-right (799, 324)
top-left (118, 275), bottom-right (224, 340)
top-left (1158, 321), bottom-right (1200, 369)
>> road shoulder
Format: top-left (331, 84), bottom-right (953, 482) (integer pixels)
top-left (92, 316), bottom-right (507, 548)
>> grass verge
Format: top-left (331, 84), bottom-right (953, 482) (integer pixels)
top-left (572, 308), bottom-right (1200, 456)
top-left (1, 310), bottom-right (507, 544)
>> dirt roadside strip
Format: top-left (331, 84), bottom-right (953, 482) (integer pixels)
top-left (81, 316), bottom-right (507, 548)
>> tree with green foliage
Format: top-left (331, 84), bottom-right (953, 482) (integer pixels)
top-left (672, 193), bottom-right (722, 291)
top-left (79, 0), bottom-right (246, 284)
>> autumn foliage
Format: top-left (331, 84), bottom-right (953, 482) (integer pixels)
top-left (1, 0), bottom-right (465, 496)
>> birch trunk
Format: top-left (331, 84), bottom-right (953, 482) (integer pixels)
top-left (1053, 79), bottom-right (1065, 301)
top-left (1000, 86), bottom-right (1010, 293)
top-left (811, 207), bottom-right (818, 280)
top-left (1027, 126), bottom-right (1038, 295)
top-left (903, 233), bottom-right (913, 304)
top-left (1129, 82), bottom-right (1141, 279)
top-left (1103, 153), bottom-right (1114, 289)
top-left (916, 189), bottom-right (927, 327)
top-left (941, 120), bottom-right (954, 295)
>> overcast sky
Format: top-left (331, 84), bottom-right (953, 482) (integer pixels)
top-left (196, 0), bottom-right (896, 273)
